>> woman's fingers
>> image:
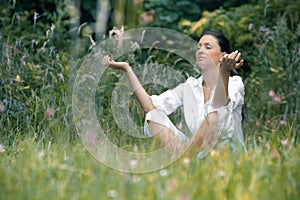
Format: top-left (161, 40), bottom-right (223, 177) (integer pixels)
top-left (102, 55), bottom-right (108, 66)
top-left (228, 50), bottom-right (240, 59)
top-left (228, 50), bottom-right (243, 67)
top-left (235, 59), bottom-right (244, 69)
top-left (221, 50), bottom-right (244, 69)
top-left (235, 52), bottom-right (241, 62)
top-left (103, 55), bottom-right (114, 66)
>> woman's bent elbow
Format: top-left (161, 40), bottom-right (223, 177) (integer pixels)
top-left (143, 104), bottom-right (156, 113)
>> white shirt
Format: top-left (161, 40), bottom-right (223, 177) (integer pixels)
top-left (144, 75), bottom-right (245, 154)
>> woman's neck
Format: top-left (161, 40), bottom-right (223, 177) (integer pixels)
top-left (202, 68), bottom-right (219, 91)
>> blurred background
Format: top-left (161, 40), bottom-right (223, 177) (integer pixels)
top-left (1, 0), bottom-right (299, 143)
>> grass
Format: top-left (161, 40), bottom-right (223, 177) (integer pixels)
top-left (0, 134), bottom-right (299, 200)
top-left (0, 1), bottom-right (299, 199)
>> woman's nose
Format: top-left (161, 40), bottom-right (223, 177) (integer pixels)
top-left (197, 47), bottom-right (204, 54)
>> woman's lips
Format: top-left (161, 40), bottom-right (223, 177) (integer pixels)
top-left (197, 56), bottom-right (206, 60)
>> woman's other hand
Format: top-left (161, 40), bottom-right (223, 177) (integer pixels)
top-left (220, 50), bottom-right (244, 71)
top-left (102, 55), bottom-right (131, 73)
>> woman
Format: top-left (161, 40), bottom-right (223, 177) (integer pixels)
top-left (103, 30), bottom-right (246, 158)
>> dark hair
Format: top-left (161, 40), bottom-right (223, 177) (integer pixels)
top-left (202, 30), bottom-right (230, 53)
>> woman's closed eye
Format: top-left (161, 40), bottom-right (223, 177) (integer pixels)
top-left (206, 45), bottom-right (212, 49)
top-left (197, 44), bottom-right (213, 51)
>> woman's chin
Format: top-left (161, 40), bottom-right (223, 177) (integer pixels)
top-left (197, 62), bottom-right (206, 70)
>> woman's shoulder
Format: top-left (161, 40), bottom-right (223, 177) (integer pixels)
top-left (229, 75), bottom-right (244, 93)
top-left (185, 76), bottom-right (202, 87)
top-left (229, 75), bottom-right (243, 81)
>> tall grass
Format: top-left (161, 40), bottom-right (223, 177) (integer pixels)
top-left (244, 15), bottom-right (300, 148)
top-left (0, 1), bottom-right (299, 199)
top-left (0, 137), bottom-right (299, 199)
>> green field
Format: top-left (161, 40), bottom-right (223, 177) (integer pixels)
top-left (0, 0), bottom-right (299, 199)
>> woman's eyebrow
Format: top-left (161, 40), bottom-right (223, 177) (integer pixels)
top-left (198, 42), bottom-right (214, 46)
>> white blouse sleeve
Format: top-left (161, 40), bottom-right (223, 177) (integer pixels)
top-left (149, 83), bottom-right (185, 115)
top-left (227, 76), bottom-right (245, 112)
top-left (143, 82), bottom-right (188, 140)
top-left (207, 76), bottom-right (244, 112)
top-left (206, 76), bottom-right (244, 143)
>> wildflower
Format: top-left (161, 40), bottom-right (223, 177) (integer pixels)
top-left (210, 149), bottom-right (219, 157)
top-left (176, 194), bottom-right (190, 200)
top-left (50, 24), bottom-right (55, 35)
top-left (57, 73), bottom-right (64, 82)
top-left (166, 178), bottom-right (178, 192)
top-left (258, 136), bottom-right (262, 143)
top-left (218, 21), bottom-right (225, 26)
top-left (130, 159), bottom-right (138, 169)
top-left (160, 169), bottom-right (168, 177)
top-left (0, 144), bottom-right (5, 153)
top-left (132, 176), bottom-right (141, 183)
top-left (107, 190), bottom-right (118, 198)
top-left (268, 89), bottom-right (275, 97)
top-left (46, 107), bottom-right (55, 120)
top-left (281, 139), bottom-right (290, 149)
top-left (33, 12), bottom-right (39, 27)
top-left (217, 170), bottom-right (225, 177)
top-left (272, 96), bottom-right (281, 104)
top-left (109, 26), bottom-right (124, 48)
top-left (133, 0), bottom-right (143, 4)
top-left (270, 149), bottom-right (279, 159)
top-left (182, 157), bottom-right (190, 167)
top-left (49, 47), bottom-right (54, 56)
top-left (31, 40), bottom-right (39, 48)
top-left (248, 23), bottom-right (254, 31)
top-left (141, 12), bottom-right (155, 24)
top-left (15, 75), bottom-right (21, 82)
top-left (255, 121), bottom-right (261, 127)
top-left (142, 12), bottom-right (155, 24)
top-left (279, 120), bottom-right (286, 126)
top-left (264, 143), bottom-right (270, 150)
top-left (39, 41), bottom-right (47, 53)
top-left (0, 101), bottom-right (5, 113)
top-left (89, 35), bottom-right (96, 47)
top-left (46, 30), bottom-right (50, 37)
top-left (37, 150), bottom-right (45, 158)
top-left (109, 26), bottom-right (124, 40)
top-left (64, 156), bottom-right (70, 161)
top-left (10, 75), bottom-right (21, 86)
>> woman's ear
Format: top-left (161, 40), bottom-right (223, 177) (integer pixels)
top-left (219, 52), bottom-right (227, 62)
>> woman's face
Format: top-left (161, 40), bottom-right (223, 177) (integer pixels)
top-left (195, 34), bottom-right (225, 70)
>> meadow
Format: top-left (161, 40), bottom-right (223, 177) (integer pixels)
top-left (0, 1), bottom-right (299, 199)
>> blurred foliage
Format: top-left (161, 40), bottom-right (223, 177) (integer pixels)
top-left (143, 0), bottom-right (258, 31)
top-left (0, 0), bottom-right (299, 146)
top-left (245, 16), bottom-right (300, 145)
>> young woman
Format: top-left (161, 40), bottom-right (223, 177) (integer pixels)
top-left (103, 30), bottom-right (246, 158)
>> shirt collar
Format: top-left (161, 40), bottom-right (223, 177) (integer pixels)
top-left (193, 75), bottom-right (203, 87)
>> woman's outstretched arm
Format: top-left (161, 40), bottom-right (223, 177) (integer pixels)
top-left (213, 50), bottom-right (244, 107)
top-left (103, 55), bottom-right (177, 148)
top-left (103, 55), bottom-right (155, 112)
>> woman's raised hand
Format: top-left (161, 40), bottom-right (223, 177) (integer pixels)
top-left (102, 55), bottom-right (131, 72)
top-left (220, 50), bottom-right (244, 71)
